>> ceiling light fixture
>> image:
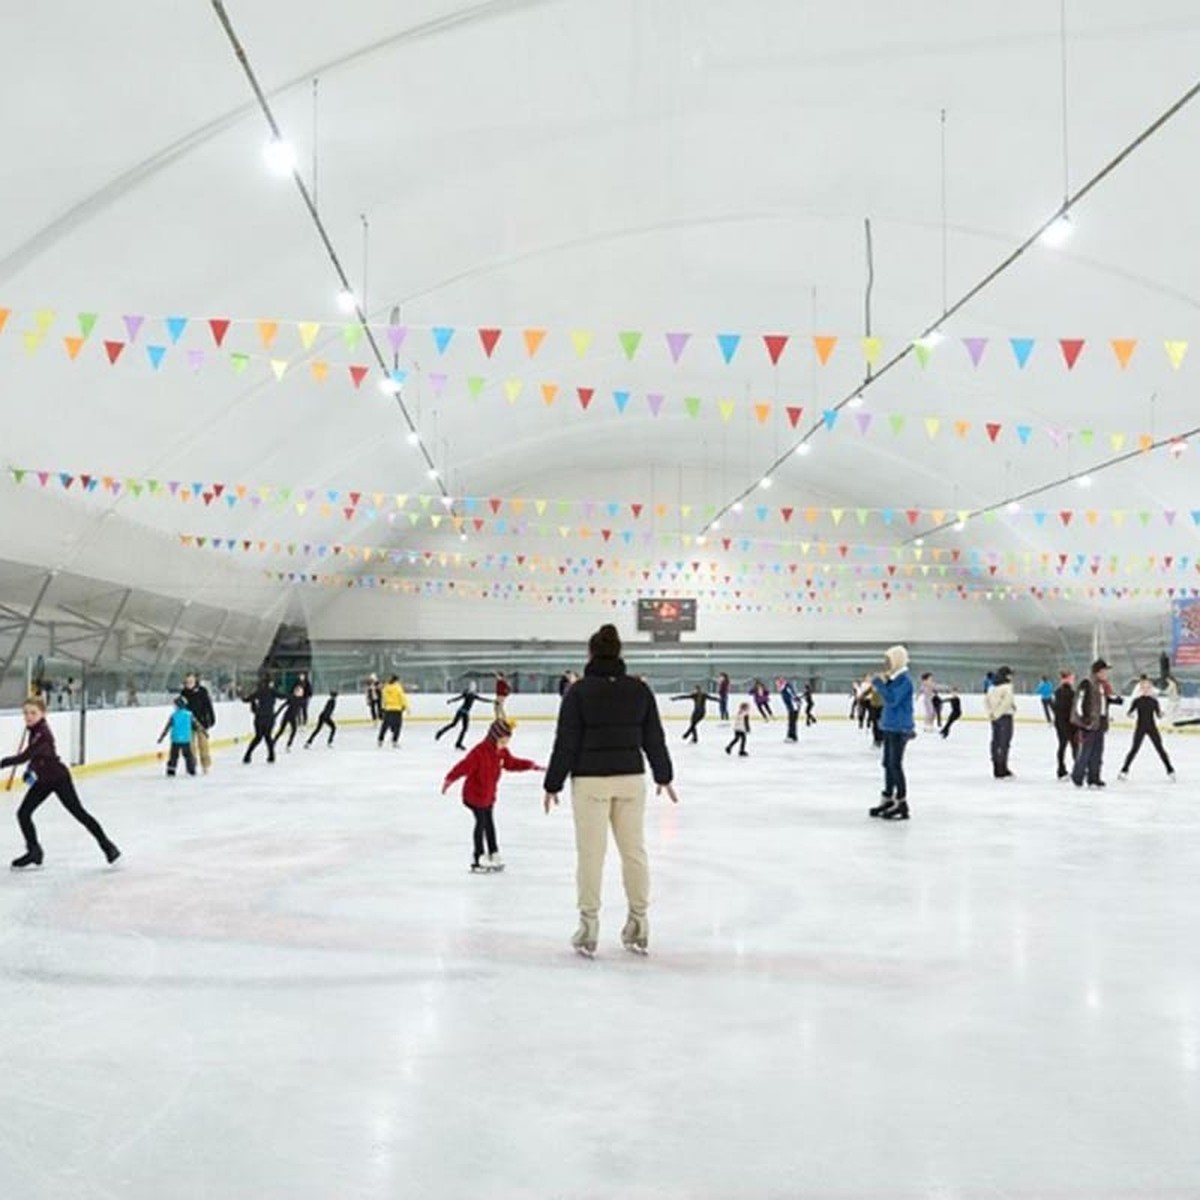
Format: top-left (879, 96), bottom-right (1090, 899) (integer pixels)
top-left (1039, 213), bottom-right (1073, 248)
top-left (1076, 474), bottom-right (1092, 489)
top-left (406, 432), bottom-right (420, 446)
top-left (263, 138), bottom-right (296, 176)
top-left (378, 377), bottom-right (400, 396)
top-left (794, 443), bottom-right (812, 457)
top-left (732, 502), bottom-right (744, 514)
top-left (426, 467), bottom-right (439, 480)
top-left (335, 288), bottom-right (358, 314)
top-left (759, 477), bottom-right (773, 490)
top-left (1007, 500), bottom-right (1022, 514)
top-left (953, 519), bottom-right (967, 532)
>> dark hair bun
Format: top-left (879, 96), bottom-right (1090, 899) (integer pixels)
top-left (588, 623), bottom-right (622, 660)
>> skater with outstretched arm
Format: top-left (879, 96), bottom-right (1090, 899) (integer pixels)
top-left (543, 624), bottom-right (677, 957)
top-left (305, 690), bottom-right (339, 748)
top-left (671, 685), bottom-right (719, 744)
top-left (243, 675), bottom-right (283, 764)
top-left (1119, 677), bottom-right (1176, 782)
top-left (436, 681), bottom-right (488, 751)
top-left (2, 696), bottom-right (119, 869)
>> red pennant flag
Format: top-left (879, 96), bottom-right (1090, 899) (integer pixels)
top-left (985, 422), bottom-right (1002, 443)
top-left (1059, 339), bottom-right (1085, 369)
top-left (785, 406), bottom-right (804, 428)
top-left (209, 318), bottom-right (231, 347)
top-left (473, 518), bottom-right (485, 532)
top-left (489, 498), bottom-right (502, 514)
top-left (104, 340), bottom-right (125, 364)
top-left (780, 507), bottom-right (794, 522)
top-left (202, 492), bottom-right (214, 506)
top-left (601, 529), bottom-right (612, 542)
top-left (348, 365), bottom-right (368, 388)
top-left (905, 509), bottom-right (919, 525)
top-left (1059, 510), bottom-right (1073, 525)
top-left (349, 491), bottom-right (361, 506)
top-left (577, 387), bottom-right (594, 410)
top-left (213, 483), bottom-right (225, 497)
top-left (763, 334), bottom-right (789, 365)
top-left (343, 507), bottom-right (355, 521)
top-left (631, 503), bottom-right (643, 518)
top-left (478, 328), bottom-right (502, 358)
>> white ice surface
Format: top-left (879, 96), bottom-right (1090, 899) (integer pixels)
top-left (1, 711), bottom-right (1198, 1199)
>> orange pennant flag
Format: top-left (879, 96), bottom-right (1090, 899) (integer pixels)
top-left (1138, 433), bottom-right (1153, 451)
top-left (1110, 338), bottom-right (1137, 369)
top-left (0, 308), bottom-right (9, 335)
top-left (257, 319), bottom-right (279, 349)
top-left (63, 336), bottom-right (84, 360)
top-left (813, 335), bottom-right (838, 365)
top-left (753, 403), bottom-right (772, 424)
top-left (540, 383), bottom-right (559, 406)
top-left (310, 360), bottom-right (329, 383)
top-left (523, 328), bottom-right (547, 358)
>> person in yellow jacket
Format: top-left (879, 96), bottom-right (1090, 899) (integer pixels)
top-left (378, 675), bottom-right (409, 748)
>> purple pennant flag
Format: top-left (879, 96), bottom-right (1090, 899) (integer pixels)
top-left (387, 325), bottom-right (407, 352)
top-left (647, 392), bottom-right (665, 416)
top-left (855, 412), bottom-right (873, 435)
top-left (304, 488), bottom-right (316, 501)
top-left (123, 315), bottom-right (144, 343)
top-left (583, 501), bottom-right (595, 519)
top-left (1047, 428), bottom-right (1066, 448)
top-left (665, 332), bottom-right (691, 364)
top-left (429, 372), bottom-right (447, 396)
top-left (187, 349), bottom-right (205, 372)
top-left (963, 337), bottom-right (988, 367)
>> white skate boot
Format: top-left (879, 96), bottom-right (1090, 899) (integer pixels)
top-left (621, 912), bottom-right (649, 955)
top-left (486, 853), bottom-right (505, 873)
top-left (571, 914), bottom-right (599, 958)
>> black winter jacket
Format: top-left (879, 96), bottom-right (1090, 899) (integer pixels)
top-left (543, 658), bottom-right (673, 793)
top-left (181, 684), bottom-right (216, 730)
top-left (1052, 682), bottom-right (1076, 729)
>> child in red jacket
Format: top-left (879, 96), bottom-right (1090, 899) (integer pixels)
top-left (441, 719), bottom-right (541, 873)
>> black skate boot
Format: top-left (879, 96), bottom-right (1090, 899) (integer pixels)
top-left (880, 800), bottom-right (910, 820)
top-left (11, 849), bottom-right (44, 870)
top-left (869, 796), bottom-right (896, 818)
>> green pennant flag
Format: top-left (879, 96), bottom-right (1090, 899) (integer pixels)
top-left (467, 376), bottom-right (486, 399)
top-left (129, 481), bottom-right (143, 497)
top-left (556, 500), bottom-right (571, 517)
top-left (78, 312), bottom-right (98, 339)
top-left (12, 468), bottom-right (26, 484)
top-left (857, 508), bottom-right (869, 525)
top-left (230, 352), bottom-right (250, 374)
top-left (408, 513), bottom-right (420, 526)
top-left (419, 495), bottom-right (433, 510)
top-left (984, 511), bottom-right (997, 524)
top-left (618, 330), bottom-right (643, 361)
top-left (1079, 429), bottom-right (1094, 448)
top-left (888, 414), bottom-right (905, 435)
top-left (1139, 511), bottom-right (1152, 526)
top-left (684, 396), bottom-right (701, 418)
top-left (912, 340), bottom-right (932, 368)
top-left (279, 487), bottom-right (292, 502)
top-left (147, 479), bottom-right (160, 494)
top-left (704, 504), bottom-right (716, 519)
top-left (342, 323), bottom-right (363, 348)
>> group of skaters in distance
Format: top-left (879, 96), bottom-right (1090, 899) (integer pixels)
top-left (670, 675), bottom-right (818, 753)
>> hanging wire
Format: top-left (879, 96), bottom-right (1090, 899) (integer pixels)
top-left (1059, 0), bottom-right (1071, 204)
top-left (939, 107), bottom-right (948, 314)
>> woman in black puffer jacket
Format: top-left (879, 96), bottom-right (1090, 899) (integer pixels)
top-left (543, 624), bottom-right (677, 957)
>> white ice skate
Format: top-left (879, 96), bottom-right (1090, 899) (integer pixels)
top-left (621, 913), bottom-right (649, 956)
top-left (486, 853), bottom-right (505, 873)
top-left (572, 915), bottom-right (598, 958)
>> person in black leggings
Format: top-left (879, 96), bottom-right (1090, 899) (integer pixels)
top-left (436, 682), bottom-right (487, 750)
top-left (672, 686), bottom-right (718, 743)
top-left (939, 689), bottom-right (962, 738)
top-left (275, 684), bottom-right (307, 752)
top-left (1120, 678), bottom-right (1175, 781)
top-left (2, 697), bottom-right (119, 869)
top-left (243, 676), bottom-right (282, 764)
top-left (305, 691), bottom-right (339, 748)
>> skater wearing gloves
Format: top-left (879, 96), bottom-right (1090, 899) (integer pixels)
top-left (442, 719), bottom-right (541, 873)
top-left (543, 624), bottom-right (676, 957)
top-left (378, 675), bottom-right (409, 748)
top-left (1119, 677), bottom-right (1176, 782)
top-left (2, 696), bottom-right (119, 870)
top-left (672, 685), bottom-right (719, 744)
top-left (725, 702), bottom-right (751, 756)
top-left (986, 666), bottom-right (1016, 779)
top-left (157, 696), bottom-right (197, 777)
top-left (180, 672), bottom-right (216, 774)
top-left (304, 690), bottom-right (339, 748)
top-left (869, 645), bottom-right (915, 821)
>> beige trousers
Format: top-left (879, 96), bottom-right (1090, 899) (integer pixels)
top-left (570, 775), bottom-right (649, 919)
top-left (191, 726), bottom-right (212, 771)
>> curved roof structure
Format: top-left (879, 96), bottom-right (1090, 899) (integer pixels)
top-left (3, 0), bottom-right (1199, 648)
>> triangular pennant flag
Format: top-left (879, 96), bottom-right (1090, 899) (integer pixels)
top-left (684, 396), bottom-right (701, 419)
top-left (0, 309), bottom-right (8, 336)
top-left (962, 337), bottom-right (988, 367)
top-left (1059, 338), bottom-right (1085, 369)
top-left (478, 328), bottom-right (502, 358)
top-left (753, 403), bottom-right (771, 425)
top-left (888, 414), bottom-right (905, 435)
top-left (924, 417), bottom-right (941, 439)
top-left (467, 375), bottom-right (486, 399)
top-left (231, 352), bottom-right (250, 374)
top-left (577, 387), bottom-right (594, 410)
top-left (165, 316), bottom-right (188, 344)
top-left (341, 323), bottom-right (363, 349)
top-left (647, 393), bottom-right (665, 417)
top-left (985, 422), bottom-right (1002, 443)
top-left (504, 379), bottom-right (523, 404)
top-left (862, 336), bottom-right (883, 366)
top-left (63, 336), bottom-right (84, 360)
top-left (147, 344), bottom-right (166, 370)
top-left (1138, 433), bottom-right (1153, 451)
top-left (34, 309), bottom-right (54, 333)
top-left (665, 332), bottom-right (690, 363)
top-left (912, 340), bottom-right (933, 368)
top-left (209, 318), bottom-right (231, 347)
top-left (610, 390), bottom-right (629, 413)
top-left (716, 333), bottom-right (741, 364)
top-left (384, 324), bottom-right (407, 353)
top-left (428, 372), bottom-right (447, 396)
top-left (1010, 337), bottom-right (1034, 368)
top-left (348, 365), bottom-right (369, 389)
top-left (822, 409), bottom-right (839, 431)
top-left (1016, 425), bottom-right (1032, 445)
top-left (187, 349), bottom-right (204, 372)
top-left (1165, 340), bottom-right (1189, 370)
top-left (618, 331), bottom-right (642, 361)
top-left (569, 330), bottom-right (593, 358)
top-left (103, 339), bottom-right (125, 364)
top-left (432, 326), bottom-right (455, 355)
top-left (297, 321), bottom-right (320, 350)
top-left (522, 328), bottom-right (546, 358)
top-left (813, 335), bottom-right (837, 365)
top-left (1110, 432), bottom-right (1126, 452)
top-left (77, 312), bottom-right (98, 339)
top-left (270, 359), bottom-right (288, 381)
top-left (718, 400), bottom-right (736, 422)
top-left (541, 383), bottom-right (559, 406)
top-left (257, 319), bottom-right (279, 349)
top-left (122, 315), bottom-right (144, 343)
top-left (785, 405), bottom-right (803, 428)
top-left (855, 412), bottom-right (873, 435)
top-left (763, 334), bottom-right (789, 365)
top-left (1110, 338), bottom-right (1137, 369)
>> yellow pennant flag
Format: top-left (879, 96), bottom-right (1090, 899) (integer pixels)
top-left (718, 400), bottom-right (736, 422)
top-left (830, 508), bottom-right (845, 525)
top-left (1164, 340), bottom-right (1189, 370)
top-left (1110, 432), bottom-right (1126, 452)
top-left (310, 360), bottom-right (329, 382)
top-left (22, 332), bottom-right (41, 355)
top-left (34, 309), bottom-right (55, 333)
top-left (1112, 510), bottom-right (1126, 527)
top-left (270, 359), bottom-right (288, 381)
top-left (862, 336), bottom-right (884, 366)
top-left (297, 322), bottom-right (321, 350)
top-left (257, 320), bottom-right (279, 349)
top-left (394, 494), bottom-right (407, 509)
top-left (535, 499), bottom-right (548, 516)
top-left (924, 417), bottom-right (941, 439)
top-left (569, 330), bottom-right (593, 358)
top-left (932, 510), bottom-right (946, 524)
top-left (504, 378), bottom-right (523, 404)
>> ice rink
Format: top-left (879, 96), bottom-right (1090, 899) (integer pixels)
top-left (1, 710), bottom-right (1198, 1199)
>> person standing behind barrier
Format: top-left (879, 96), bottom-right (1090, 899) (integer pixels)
top-left (542, 624), bottom-right (676, 957)
top-left (366, 674), bottom-right (382, 723)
